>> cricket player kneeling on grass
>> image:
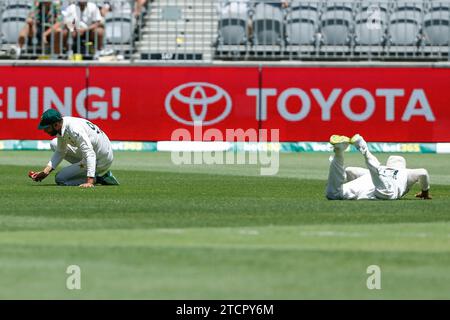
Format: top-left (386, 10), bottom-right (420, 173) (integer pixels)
top-left (29, 109), bottom-right (119, 188)
top-left (326, 134), bottom-right (431, 200)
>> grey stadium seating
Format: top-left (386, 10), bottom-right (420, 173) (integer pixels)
top-left (252, 3), bottom-right (285, 45)
top-left (394, 0), bottom-right (424, 21)
top-left (213, 0), bottom-right (450, 60)
top-left (423, 4), bottom-right (450, 45)
top-left (321, 2), bottom-right (354, 45)
top-left (388, 1), bottom-right (423, 46)
top-left (105, 12), bottom-right (134, 44)
top-left (389, 12), bottom-right (421, 45)
top-left (1, 2), bottom-right (32, 44)
top-left (354, 3), bottom-right (388, 45)
top-left (286, 0), bottom-right (319, 45)
top-left (218, 4), bottom-right (249, 45)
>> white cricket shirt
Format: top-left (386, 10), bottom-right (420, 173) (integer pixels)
top-left (48, 116), bottom-right (113, 178)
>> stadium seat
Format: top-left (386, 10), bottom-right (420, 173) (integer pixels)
top-left (359, 0), bottom-right (391, 13)
top-left (428, 0), bottom-right (450, 12)
top-left (321, 2), bottom-right (354, 45)
top-left (359, 0), bottom-right (390, 20)
top-left (0, 1), bottom-right (32, 44)
top-left (3, 2), bottom-right (32, 19)
top-left (354, 5), bottom-right (388, 45)
top-left (255, 0), bottom-right (288, 8)
top-left (393, 0), bottom-right (424, 22)
top-left (217, 4), bottom-right (249, 45)
top-left (290, 0), bottom-right (321, 12)
top-left (389, 12), bottom-right (421, 45)
top-left (105, 12), bottom-right (133, 44)
top-left (388, 1), bottom-right (424, 47)
top-left (252, 3), bottom-right (284, 45)
top-left (423, 5), bottom-right (450, 45)
top-left (286, 0), bottom-right (319, 45)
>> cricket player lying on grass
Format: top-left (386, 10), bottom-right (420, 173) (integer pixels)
top-left (29, 109), bottom-right (119, 188)
top-left (326, 134), bottom-right (431, 200)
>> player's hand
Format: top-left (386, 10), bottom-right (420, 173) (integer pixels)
top-left (415, 190), bottom-right (432, 200)
top-left (29, 171), bottom-right (48, 182)
top-left (79, 182), bottom-right (95, 188)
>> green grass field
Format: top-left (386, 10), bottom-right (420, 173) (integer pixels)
top-left (0, 150), bottom-right (450, 299)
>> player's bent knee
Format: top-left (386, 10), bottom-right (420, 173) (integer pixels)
top-left (54, 173), bottom-right (66, 186)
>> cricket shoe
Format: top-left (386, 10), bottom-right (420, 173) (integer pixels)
top-left (96, 171), bottom-right (120, 185)
top-left (329, 135), bottom-right (350, 153)
top-left (350, 134), bottom-right (368, 154)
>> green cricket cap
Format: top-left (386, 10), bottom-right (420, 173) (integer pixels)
top-left (38, 109), bottom-right (63, 129)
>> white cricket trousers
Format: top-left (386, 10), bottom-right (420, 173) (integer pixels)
top-left (50, 138), bottom-right (113, 186)
top-left (326, 149), bottom-right (404, 200)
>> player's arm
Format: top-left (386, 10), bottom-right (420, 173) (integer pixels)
top-left (30, 138), bottom-right (67, 182)
top-left (73, 130), bottom-right (96, 188)
top-left (30, 165), bottom-right (54, 182)
top-left (407, 169), bottom-right (431, 199)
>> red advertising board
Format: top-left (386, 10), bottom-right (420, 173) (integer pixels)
top-left (0, 66), bottom-right (87, 140)
top-left (0, 66), bottom-right (260, 141)
top-left (261, 67), bottom-right (450, 142)
top-left (0, 66), bottom-right (449, 142)
top-left (88, 66), bottom-right (260, 141)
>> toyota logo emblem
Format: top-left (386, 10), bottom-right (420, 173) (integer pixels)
top-left (165, 82), bottom-right (232, 126)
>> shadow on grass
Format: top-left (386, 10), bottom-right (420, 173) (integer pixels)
top-left (30, 184), bottom-right (118, 188)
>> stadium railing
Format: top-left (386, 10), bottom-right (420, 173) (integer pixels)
top-left (0, 0), bottom-right (449, 62)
